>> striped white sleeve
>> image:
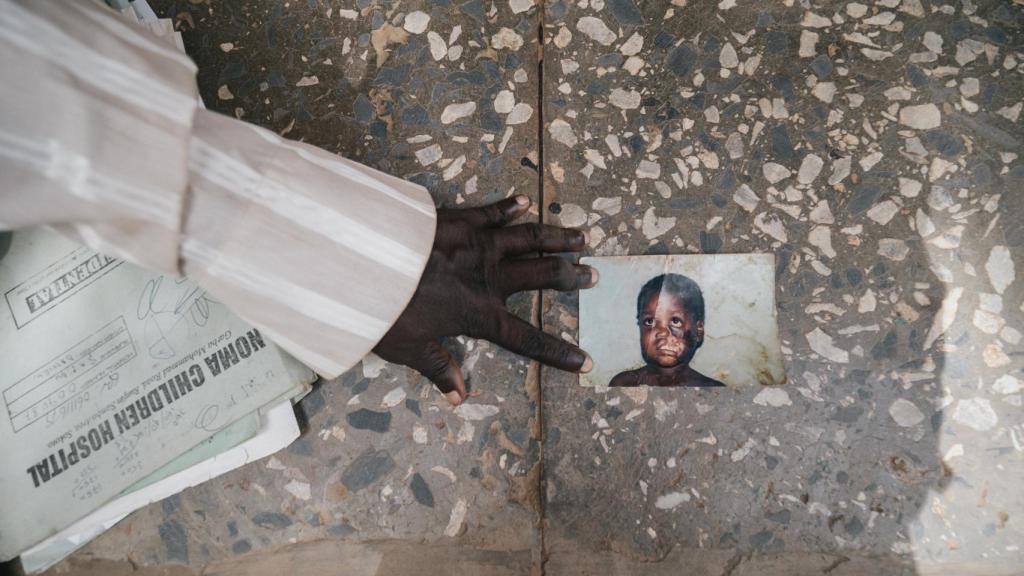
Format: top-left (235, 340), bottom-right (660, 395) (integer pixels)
top-left (0, 0), bottom-right (197, 274)
top-left (182, 110), bottom-right (436, 378)
top-left (0, 0), bottom-right (437, 378)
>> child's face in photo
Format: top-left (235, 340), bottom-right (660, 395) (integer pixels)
top-left (638, 291), bottom-right (702, 368)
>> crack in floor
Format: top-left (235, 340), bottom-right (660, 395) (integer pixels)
top-left (533, 4), bottom-right (548, 574)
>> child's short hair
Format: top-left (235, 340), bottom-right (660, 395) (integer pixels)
top-left (636, 273), bottom-right (705, 323)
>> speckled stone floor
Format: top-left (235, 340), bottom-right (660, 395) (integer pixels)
top-left (42, 1), bottom-right (1022, 575)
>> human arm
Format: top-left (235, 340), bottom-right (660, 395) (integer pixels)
top-left (0, 0), bottom-right (434, 383)
top-left (0, 0), bottom-right (595, 404)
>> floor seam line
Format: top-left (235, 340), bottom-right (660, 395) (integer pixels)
top-left (534, 2), bottom-right (547, 574)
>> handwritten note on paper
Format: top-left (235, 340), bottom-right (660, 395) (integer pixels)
top-left (0, 228), bottom-right (314, 561)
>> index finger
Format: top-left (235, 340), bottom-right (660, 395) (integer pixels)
top-left (441, 196), bottom-right (530, 228)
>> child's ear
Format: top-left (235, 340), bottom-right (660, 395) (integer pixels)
top-left (695, 320), bottom-right (705, 342)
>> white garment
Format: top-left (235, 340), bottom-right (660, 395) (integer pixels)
top-left (0, 0), bottom-right (437, 378)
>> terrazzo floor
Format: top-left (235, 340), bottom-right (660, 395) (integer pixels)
top-left (41, 1), bottom-right (1022, 575)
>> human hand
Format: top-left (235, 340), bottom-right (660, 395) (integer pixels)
top-left (373, 195), bottom-right (597, 405)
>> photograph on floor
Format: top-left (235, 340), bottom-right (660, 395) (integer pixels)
top-left (579, 254), bottom-right (785, 390)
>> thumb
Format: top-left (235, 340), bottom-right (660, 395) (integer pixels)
top-left (411, 341), bottom-right (467, 406)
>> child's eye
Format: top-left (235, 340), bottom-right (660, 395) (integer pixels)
top-left (642, 318), bottom-right (654, 326)
top-left (670, 317), bottom-right (683, 326)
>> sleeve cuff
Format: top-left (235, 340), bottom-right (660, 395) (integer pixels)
top-left (180, 109), bottom-right (436, 378)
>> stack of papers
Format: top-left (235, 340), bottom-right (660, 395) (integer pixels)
top-left (0, 3), bottom-right (317, 571)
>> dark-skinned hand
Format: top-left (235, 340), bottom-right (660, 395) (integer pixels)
top-left (373, 195), bottom-right (597, 406)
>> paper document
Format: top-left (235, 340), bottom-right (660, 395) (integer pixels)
top-left (0, 228), bottom-right (314, 560)
top-left (20, 401), bottom-right (301, 573)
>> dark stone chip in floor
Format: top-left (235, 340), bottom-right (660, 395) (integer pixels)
top-left (848, 184), bottom-right (882, 214)
top-left (410, 473), bottom-right (435, 507)
top-left (159, 520), bottom-right (189, 563)
top-left (607, 0), bottom-right (643, 26)
top-left (547, 0), bottom-right (568, 21)
top-left (585, 77), bottom-right (611, 96)
top-left (377, 64), bottom-right (411, 87)
top-left (232, 539), bottom-right (252, 555)
top-left (460, 0), bottom-right (486, 23)
top-left (645, 241), bottom-right (669, 255)
top-left (700, 231), bottom-right (722, 253)
top-left (665, 44), bottom-right (698, 77)
top-left (401, 105), bottom-right (429, 125)
top-left (548, 426), bottom-right (561, 446)
top-left (351, 377), bottom-right (371, 395)
top-left (906, 64), bottom-right (929, 87)
top-left (810, 54), bottom-right (833, 78)
top-left (702, 35), bottom-right (722, 56)
top-left (923, 129), bottom-right (965, 157)
top-left (846, 267), bottom-right (863, 286)
top-left (764, 30), bottom-right (788, 53)
top-left (970, 162), bottom-right (993, 187)
top-left (653, 31), bottom-right (676, 49)
top-left (845, 515), bottom-right (865, 537)
top-left (341, 448), bottom-right (396, 491)
top-left (626, 134), bottom-right (645, 154)
top-left (288, 435), bottom-right (315, 457)
top-left (328, 523), bottom-right (356, 537)
top-left (252, 512), bottom-right (294, 530)
top-left (749, 529), bottom-right (775, 550)
top-left (346, 409), bottom-right (392, 433)
top-left (409, 171), bottom-right (441, 192)
top-left (771, 74), bottom-right (795, 100)
top-left (596, 53), bottom-right (624, 68)
top-left (765, 509), bottom-right (791, 525)
top-left (770, 125), bottom-right (794, 161)
top-left (162, 494), bottom-right (181, 515)
top-left (481, 110), bottom-right (503, 132)
top-left (297, 387), bottom-right (325, 420)
top-left (871, 331), bottom-right (898, 360)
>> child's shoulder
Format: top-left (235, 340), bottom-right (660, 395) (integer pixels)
top-left (609, 369), bottom-right (641, 387)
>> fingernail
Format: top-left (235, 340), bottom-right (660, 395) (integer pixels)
top-left (580, 355), bottom-right (593, 373)
top-left (515, 195), bottom-right (530, 206)
top-left (446, 391), bottom-right (463, 406)
top-left (585, 266), bottom-right (599, 287)
top-left (577, 266), bottom-right (597, 288)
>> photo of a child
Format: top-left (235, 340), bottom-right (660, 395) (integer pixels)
top-left (609, 273), bottom-right (724, 388)
top-left (579, 254), bottom-right (785, 390)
